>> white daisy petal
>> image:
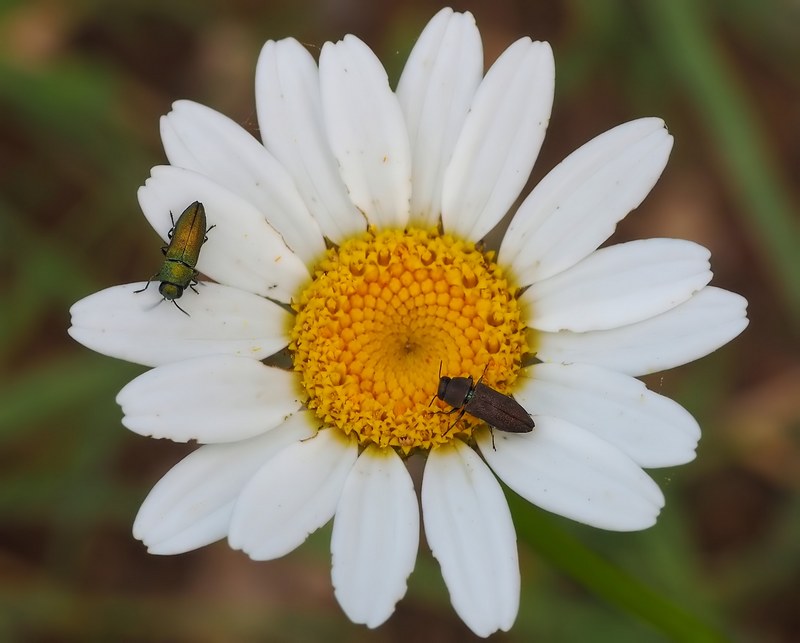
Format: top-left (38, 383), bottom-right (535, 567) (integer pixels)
top-left (160, 100), bottom-right (326, 264)
top-left (319, 35), bottom-right (412, 229)
top-left (138, 165), bottom-right (309, 303)
top-left (478, 418), bottom-right (665, 531)
top-left (133, 411), bottom-right (317, 555)
top-left (515, 363), bottom-right (700, 467)
top-left (68, 282), bottom-right (290, 367)
top-left (117, 355), bottom-right (303, 443)
top-left (229, 429), bottom-right (358, 561)
top-left (501, 118), bottom-right (674, 283)
top-left (331, 446), bottom-right (419, 628)
top-left (535, 286), bottom-right (749, 376)
top-left (396, 8), bottom-right (483, 226)
top-left (523, 238), bottom-right (712, 332)
top-left (422, 440), bottom-right (519, 637)
top-left (256, 38), bottom-right (366, 242)
top-left (442, 38), bottom-right (554, 241)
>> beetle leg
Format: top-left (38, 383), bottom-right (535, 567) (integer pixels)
top-left (433, 406), bottom-right (464, 416)
top-left (188, 270), bottom-right (201, 294)
top-left (444, 408), bottom-right (467, 435)
top-left (171, 299), bottom-right (191, 316)
top-left (133, 276), bottom-right (156, 294)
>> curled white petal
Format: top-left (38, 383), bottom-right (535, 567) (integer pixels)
top-left (320, 35), bottom-right (411, 229)
top-left (68, 282), bottom-right (290, 367)
top-left (442, 38), bottom-right (554, 241)
top-left (523, 238), bottom-right (712, 332)
top-left (396, 8), bottom-right (483, 226)
top-left (117, 355), bottom-right (303, 443)
top-left (331, 446), bottom-right (419, 628)
top-left (229, 429), bottom-right (358, 560)
top-left (138, 165), bottom-right (309, 303)
top-left (161, 100), bottom-right (325, 264)
top-left (133, 411), bottom-right (317, 555)
top-left (478, 417), bottom-right (665, 531)
top-left (535, 286), bottom-right (749, 376)
top-left (515, 363), bottom-right (700, 467)
top-left (256, 38), bottom-right (366, 242)
top-left (501, 118), bottom-right (674, 283)
top-left (422, 440), bottom-right (519, 637)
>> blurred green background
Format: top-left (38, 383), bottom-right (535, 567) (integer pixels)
top-left (1, 0), bottom-right (798, 641)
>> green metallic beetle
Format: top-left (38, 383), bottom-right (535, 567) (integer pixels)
top-left (135, 201), bottom-right (213, 315)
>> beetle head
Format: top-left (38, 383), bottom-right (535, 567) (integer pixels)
top-left (437, 376), bottom-right (451, 402)
top-left (437, 376), bottom-right (474, 407)
top-left (159, 282), bottom-right (184, 301)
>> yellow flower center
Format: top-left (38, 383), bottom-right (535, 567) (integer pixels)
top-left (290, 228), bottom-right (527, 452)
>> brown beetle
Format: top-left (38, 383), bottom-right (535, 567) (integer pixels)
top-left (436, 367), bottom-right (534, 433)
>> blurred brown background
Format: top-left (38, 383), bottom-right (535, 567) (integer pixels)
top-left (1, 0), bottom-right (798, 641)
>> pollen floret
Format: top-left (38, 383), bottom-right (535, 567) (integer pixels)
top-left (291, 228), bottom-right (528, 451)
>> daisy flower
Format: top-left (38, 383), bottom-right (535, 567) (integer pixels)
top-left (68, 7), bottom-right (748, 637)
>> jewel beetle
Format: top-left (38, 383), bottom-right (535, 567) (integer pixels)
top-left (135, 201), bottom-right (213, 315)
top-left (435, 367), bottom-right (534, 433)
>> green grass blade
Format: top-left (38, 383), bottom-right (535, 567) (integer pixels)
top-left (643, 0), bottom-right (800, 323)
top-left (510, 494), bottom-right (730, 642)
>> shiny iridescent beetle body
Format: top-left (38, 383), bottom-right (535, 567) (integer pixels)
top-left (135, 201), bottom-right (213, 314)
top-left (436, 368), bottom-right (534, 434)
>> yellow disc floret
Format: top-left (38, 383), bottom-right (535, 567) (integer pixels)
top-left (290, 228), bottom-right (527, 452)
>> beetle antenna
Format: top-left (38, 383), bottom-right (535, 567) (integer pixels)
top-left (428, 360), bottom-right (444, 407)
top-left (475, 363), bottom-right (489, 386)
top-left (141, 297), bottom-right (164, 312)
top-left (429, 361), bottom-right (443, 407)
top-left (172, 300), bottom-right (191, 316)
